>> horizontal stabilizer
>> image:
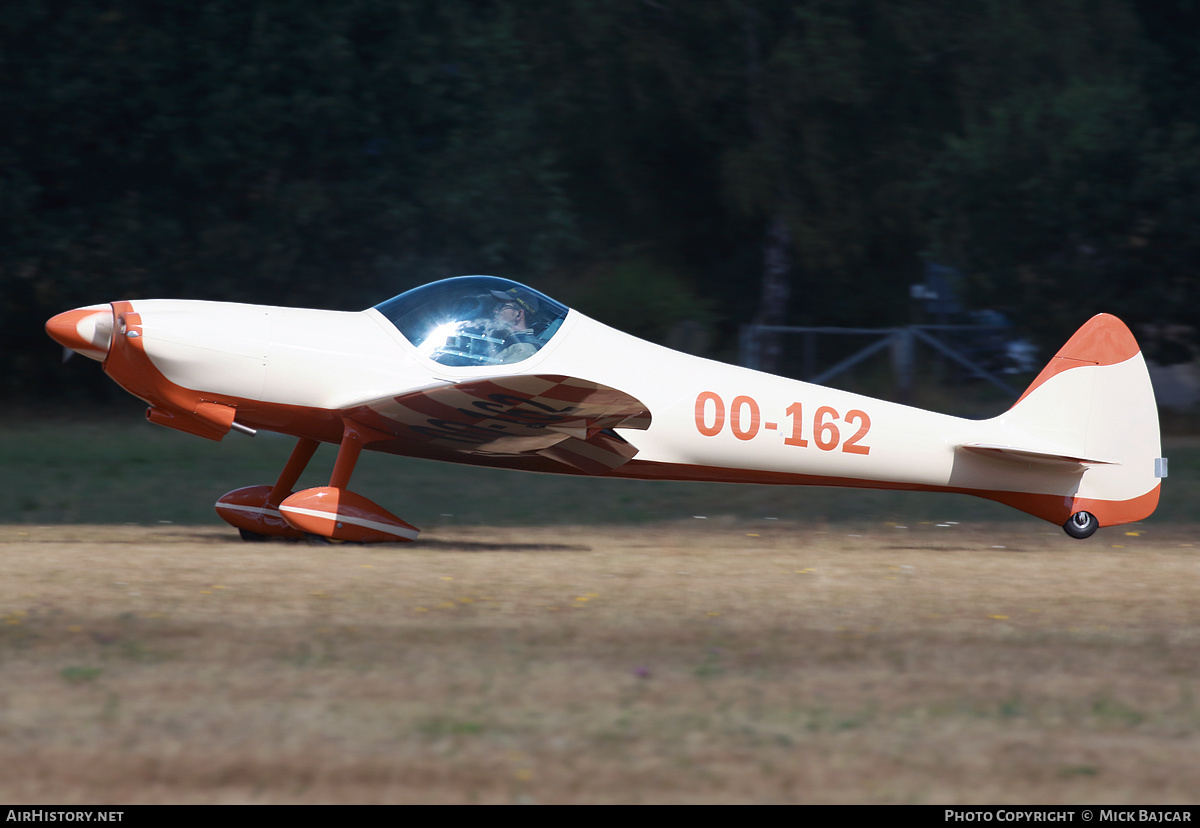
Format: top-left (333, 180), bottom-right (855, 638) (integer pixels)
top-left (958, 442), bottom-right (1117, 470)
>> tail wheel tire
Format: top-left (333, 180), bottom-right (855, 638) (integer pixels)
top-left (1063, 511), bottom-right (1099, 539)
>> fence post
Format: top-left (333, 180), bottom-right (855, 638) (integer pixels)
top-left (739, 324), bottom-right (760, 371)
top-left (892, 328), bottom-right (915, 403)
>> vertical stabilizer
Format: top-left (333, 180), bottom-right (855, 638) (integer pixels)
top-left (980, 314), bottom-right (1163, 534)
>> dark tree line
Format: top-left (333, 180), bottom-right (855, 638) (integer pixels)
top-left (5, 0), bottom-right (1199, 397)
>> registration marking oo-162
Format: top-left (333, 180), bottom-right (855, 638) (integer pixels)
top-left (693, 391), bottom-right (871, 455)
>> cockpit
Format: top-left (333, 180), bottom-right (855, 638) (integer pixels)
top-left (374, 276), bottom-right (570, 367)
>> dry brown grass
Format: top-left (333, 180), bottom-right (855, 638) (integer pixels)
top-left (0, 520), bottom-right (1198, 804)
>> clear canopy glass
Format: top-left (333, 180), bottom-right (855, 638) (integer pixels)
top-left (374, 276), bottom-right (569, 367)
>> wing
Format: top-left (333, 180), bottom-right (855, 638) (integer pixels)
top-left (345, 374), bottom-right (652, 474)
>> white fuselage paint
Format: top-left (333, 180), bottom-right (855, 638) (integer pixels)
top-left (128, 299), bottom-right (1160, 505)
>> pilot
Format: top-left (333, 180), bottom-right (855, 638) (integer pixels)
top-left (488, 287), bottom-right (543, 363)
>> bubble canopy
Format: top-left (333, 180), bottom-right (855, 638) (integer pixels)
top-left (373, 276), bottom-right (570, 367)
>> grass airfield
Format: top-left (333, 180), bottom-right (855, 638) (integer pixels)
top-left (1, 415), bottom-right (1197, 803)
top-left (1, 520), bottom-right (1198, 804)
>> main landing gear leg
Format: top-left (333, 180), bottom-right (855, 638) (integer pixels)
top-left (271, 437), bottom-right (321, 505)
top-left (328, 423), bottom-right (367, 491)
top-left (215, 437), bottom-right (320, 541)
top-left (276, 421), bottom-right (420, 543)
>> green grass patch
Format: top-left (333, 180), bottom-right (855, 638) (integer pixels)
top-left (59, 666), bottom-right (103, 685)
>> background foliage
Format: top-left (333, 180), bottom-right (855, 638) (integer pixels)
top-left (5, 0), bottom-right (1199, 397)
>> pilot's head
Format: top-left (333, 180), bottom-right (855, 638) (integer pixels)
top-left (489, 288), bottom-right (538, 331)
top-left (489, 288), bottom-right (539, 316)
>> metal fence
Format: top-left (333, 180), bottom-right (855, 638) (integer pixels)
top-left (739, 324), bottom-right (1023, 398)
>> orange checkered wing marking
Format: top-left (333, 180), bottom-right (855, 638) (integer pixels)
top-left (349, 375), bottom-right (651, 473)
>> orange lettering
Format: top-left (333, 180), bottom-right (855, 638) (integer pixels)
top-left (784, 402), bottom-right (808, 447)
top-left (814, 406), bottom-right (840, 451)
top-left (842, 410), bottom-right (871, 455)
top-left (694, 391), bottom-right (725, 437)
top-left (729, 395), bottom-right (760, 441)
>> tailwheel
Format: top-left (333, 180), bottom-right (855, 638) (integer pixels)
top-left (1063, 511), bottom-right (1099, 539)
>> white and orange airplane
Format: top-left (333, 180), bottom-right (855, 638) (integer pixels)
top-left (46, 276), bottom-right (1166, 542)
